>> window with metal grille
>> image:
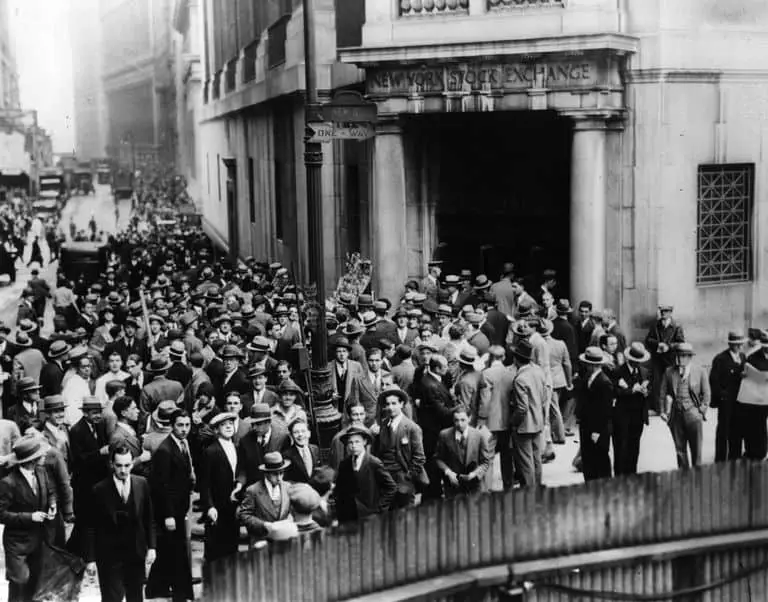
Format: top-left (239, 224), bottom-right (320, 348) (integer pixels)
top-left (696, 163), bottom-right (754, 285)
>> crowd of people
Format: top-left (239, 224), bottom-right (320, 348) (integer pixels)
top-left (0, 168), bottom-right (765, 601)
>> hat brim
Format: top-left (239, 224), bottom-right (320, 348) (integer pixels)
top-left (147, 362), bottom-right (173, 373)
top-left (48, 345), bottom-right (72, 358)
top-left (458, 356), bottom-right (477, 366)
top-left (377, 389), bottom-right (409, 406)
top-left (333, 342), bottom-right (352, 350)
top-left (728, 337), bottom-right (748, 345)
top-left (624, 350), bottom-right (651, 363)
top-left (43, 403), bottom-right (66, 413)
top-left (258, 460), bottom-right (291, 473)
top-left (340, 428), bottom-right (373, 444)
top-left (10, 445), bottom-right (49, 466)
top-left (579, 353), bottom-right (605, 365)
top-left (10, 338), bottom-right (33, 348)
top-left (473, 283), bottom-right (491, 291)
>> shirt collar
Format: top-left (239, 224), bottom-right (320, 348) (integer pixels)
top-left (170, 433), bottom-right (186, 451)
top-left (19, 466), bottom-right (35, 481)
top-left (113, 475), bottom-right (130, 493)
top-left (588, 370), bottom-right (601, 388)
top-left (353, 450), bottom-right (365, 470)
top-left (729, 350), bottom-right (742, 363)
top-left (264, 478), bottom-right (281, 500)
top-left (389, 413), bottom-right (403, 431)
top-left (118, 421), bottom-right (136, 437)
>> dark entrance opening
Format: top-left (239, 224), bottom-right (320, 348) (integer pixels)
top-left (411, 111), bottom-right (572, 297)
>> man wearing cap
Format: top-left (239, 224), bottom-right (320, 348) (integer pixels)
top-left (140, 357), bottom-right (184, 414)
top-left (200, 412), bottom-right (241, 562)
top-left (237, 451), bottom-right (293, 542)
top-left (329, 337), bottom-right (367, 421)
top-left (40, 395), bottom-right (69, 464)
top-left (373, 385), bottom-right (426, 509)
top-left (147, 410), bottom-right (195, 601)
top-left (421, 261), bottom-right (443, 302)
top-left (0, 435), bottom-right (57, 602)
top-left (92, 444), bottom-right (156, 602)
top-left (731, 332), bottom-right (768, 461)
top-left (359, 311), bottom-right (383, 351)
top-left (510, 340), bottom-right (546, 488)
top-left (709, 332), bottom-right (747, 462)
top-left (454, 347), bottom-right (487, 425)
top-left (240, 364), bottom-right (279, 417)
top-left (8, 378), bottom-right (43, 434)
top-left (645, 304), bottom-right (685, 414)
top-left (659, 343), bottom-right (710, 469)
top-left (576, 346), bottom-right (616, 480)
top-left (214, 344), bottom-right (248, 407)
top-left (612, 343), bottom-right (651, 475)
top-left (39, 339), bottom-right (71, 398)
top-left (334, 425), bottom-right (396, 523)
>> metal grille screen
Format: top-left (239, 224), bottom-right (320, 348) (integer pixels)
top-left (696, 163), bottom-right (754, 285)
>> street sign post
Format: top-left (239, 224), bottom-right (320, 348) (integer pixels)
top-left (306, 122), bottom-right (376, 143)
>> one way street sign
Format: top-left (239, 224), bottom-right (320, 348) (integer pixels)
top-left (306, 122), bottom-right (375, 143)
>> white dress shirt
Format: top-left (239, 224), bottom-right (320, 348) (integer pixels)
top-left (19, 466), bottom-right (38, 494)
top-left (114, 476), bottom-right (130, 502)
top-left (219, 437), bottom-right (237, 476)
top-left (264, 478), bottom-right (281, 503)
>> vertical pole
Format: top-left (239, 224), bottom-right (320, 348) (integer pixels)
top-left (31, 111), bottom-right (39, 198)
top-left (302, 0), bottom-right (327, 369)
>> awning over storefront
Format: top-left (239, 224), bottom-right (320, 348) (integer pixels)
top-left (0, 169), bottom-right (30, 188)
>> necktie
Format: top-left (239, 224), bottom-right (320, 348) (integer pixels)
top-left (120, 481), bottom-right (128, 503)
top-left (301, 446), bottom-right (312, 476)
top-left (29, 474), bottom-right (38, 497)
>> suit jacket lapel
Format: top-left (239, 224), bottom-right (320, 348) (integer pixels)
top-left (255, 483), bottom-right (276, 518)
top-left (13, 472), bottom-right (36, 506)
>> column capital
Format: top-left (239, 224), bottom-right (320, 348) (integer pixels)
top-left (375, 115), bottom-right (403, 135)
top-left (562, 109), bottom-right (626, 131)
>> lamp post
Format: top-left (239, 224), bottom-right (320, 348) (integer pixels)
top-left (302, 0), bottom-right (327, 369)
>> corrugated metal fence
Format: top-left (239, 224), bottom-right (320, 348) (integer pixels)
top-left (206, 461), bottom-right (768, 601)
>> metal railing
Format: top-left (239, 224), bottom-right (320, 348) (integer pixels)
top-left (400, 0), bottom-right (469, 16)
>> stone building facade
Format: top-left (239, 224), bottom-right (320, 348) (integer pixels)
top-left (197, 0), bottom-right (768, 357)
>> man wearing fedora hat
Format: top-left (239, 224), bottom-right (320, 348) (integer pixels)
top-left (0, 435), bottom-right (57, 602)
top-left (235, 403), bottom-right (291, 491)
top-left (240, 364), bottom-right (279, 418)
top-left (576, 346), bottom-right (616, 481)
top-left (510, 340), bottom-right (546, 487)
top-left (140, 357), bottom-right (184, 415)
top-left (659, 343), bottom-right (710, 469)
top-left (108, 316), bottom-right (150, 365)
top-left (329, 337), bottom-right (367, 421)
top-left (167, 340), bottom-right (193, 389)
top-left (40, 395), bottom-right (69, 465)
top-left (39, 339), bottom-right (71, 398)
top-left (645, 305), bottom-right (685, 414)
top-left (334, 425), bottom-right (396, 523)
top-left (709, 331), bottom-right (747, 462)
top-left (420, 260), bottom-right (443, 302)
top-left (612, 343), bottom-right (651, 475)
top-left (236, 451), bottom-right (293, 542)
top-left (730, 331), bottom-right (768, 462)
top-left (8, 377), bottom-right (42, 435)
top-left (214, 344), bottom-right (249, 407)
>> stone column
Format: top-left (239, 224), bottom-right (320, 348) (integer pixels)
top-left (373, 118), bottom-right (408, 302)
top-left (569, 116), bottom-right (609, 310)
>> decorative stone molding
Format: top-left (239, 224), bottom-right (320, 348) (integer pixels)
top-left (400, 0), bottom-right (469, 17)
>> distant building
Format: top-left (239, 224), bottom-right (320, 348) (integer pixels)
top-left (0, 0), bottom-right (20, 110)
top-left (99, 0), bottom-right (177, 168)
top-left (69, 0), bottom-right (108, 161)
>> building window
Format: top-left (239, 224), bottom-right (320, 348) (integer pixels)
top-left (248, 157), bottom-right (256, 223)
top-left (217, 154), bottom-right (222, 202)
top-left (696, 163), bottom-right (754, 285)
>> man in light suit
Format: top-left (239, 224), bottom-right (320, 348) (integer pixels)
top-left (92, 443), bottom-right (157, 602)
top-left (374, 385), bottom-right (426, 509)
top-left (282, 419), bottom-right (320, 485)
top-left (434, 407), bottom-right (491, 498)
top-left (489, 263), bottom-right (516, 317)
top-left (334, 425), bottom-right (396, 523)
top-left (236, 451), bottom-right (292, 542)
top-left (660, 343), bottom-right (710, 469)
top-left (329, 337), bottom-right (367, 422)
top-left (358, 347), bottom-right (392, 422)
top-left (480, 346), bottom-right (516, 490)
top-left (420, 260), bottom-right (442, 302)
top-left (510, 340), bottom-right (546, 488)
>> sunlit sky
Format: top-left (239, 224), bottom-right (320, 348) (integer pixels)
top-left (10, 0), bottom-right (75, 153)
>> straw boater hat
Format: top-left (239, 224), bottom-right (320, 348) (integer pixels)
top-left (624, 342), bottom-right (651, 363)
top-left (152, 400), bottom-right (180, 425)
top-left (47, 340), bottom-right (71, 359)
top-left (16, 377), bottom-right (41, 395)
top-left (81, 396), bottom-right (103, 411)
top-left (555, 299), bottom-right (573, 315)
top-left (537, 319), bottom-right (554, 336)
top-left (43, 395), bottom-right (66, 413)
top-left (457, 347), bottom-right (478, 366)
top-left (473, 274), bottom-right (492, 291)
top-left (210, 411), bottom-right (238, 428)
top-left (727, 331), bottom-right (747, 345)
top-left (579, 346), bottom-right (605, 365)
top-left (147, 357), bottom-right (172, 373)
top-left (258, 451), bottom-right (291, 473)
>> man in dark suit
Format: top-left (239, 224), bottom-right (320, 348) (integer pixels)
top-left (373, 385), bottom-right (426, 509)
top-left (199, 412), bottom-right (240, 563)
top-left (68, 397), bottom-right (111, 561)
top-left (574, 300), bottom-right (596, 355)
top-left (239, 365), bottom-right (279, 418)
top-left (612, 343), bottom-right (651, 475)
top-left (644, 304), bottom-right (685, 413)
top-left (214, 344), bottom-right (249, 407)
top-left (577, 347), bottom-right (615, 481)
top-left (334, 425), bottom-right (396, 523)
top-left (92, 444), bottom-right (157, 602)
top-left (122, 354), bottom-right (147, 405)
top-left (709, 332), bottom-right (747, 463)
top-left (166, 341), bottom-right (193, 389)
top-left (140, 357), bottom-right (184, 414)
top-left (108, 317), bottom-right (149, 365)
top-left (551, 299), bottom-right (578, 364)
top-left (39, 340), bottom-right (71, 397)
top-left (7, 377), bottom-right (43, 435)
top-left (434, 407), bottom-right (491, 498)
top-left (16, 288), bottom-right (37, 327)
top-left (234, 404), bottom-right (290, 490)
top-left (282, 419), bottom-right (320, 484)
top-left (0, 435), bottom-right (56, 602)
top-left (147, 410), bottom-right (195, 601)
